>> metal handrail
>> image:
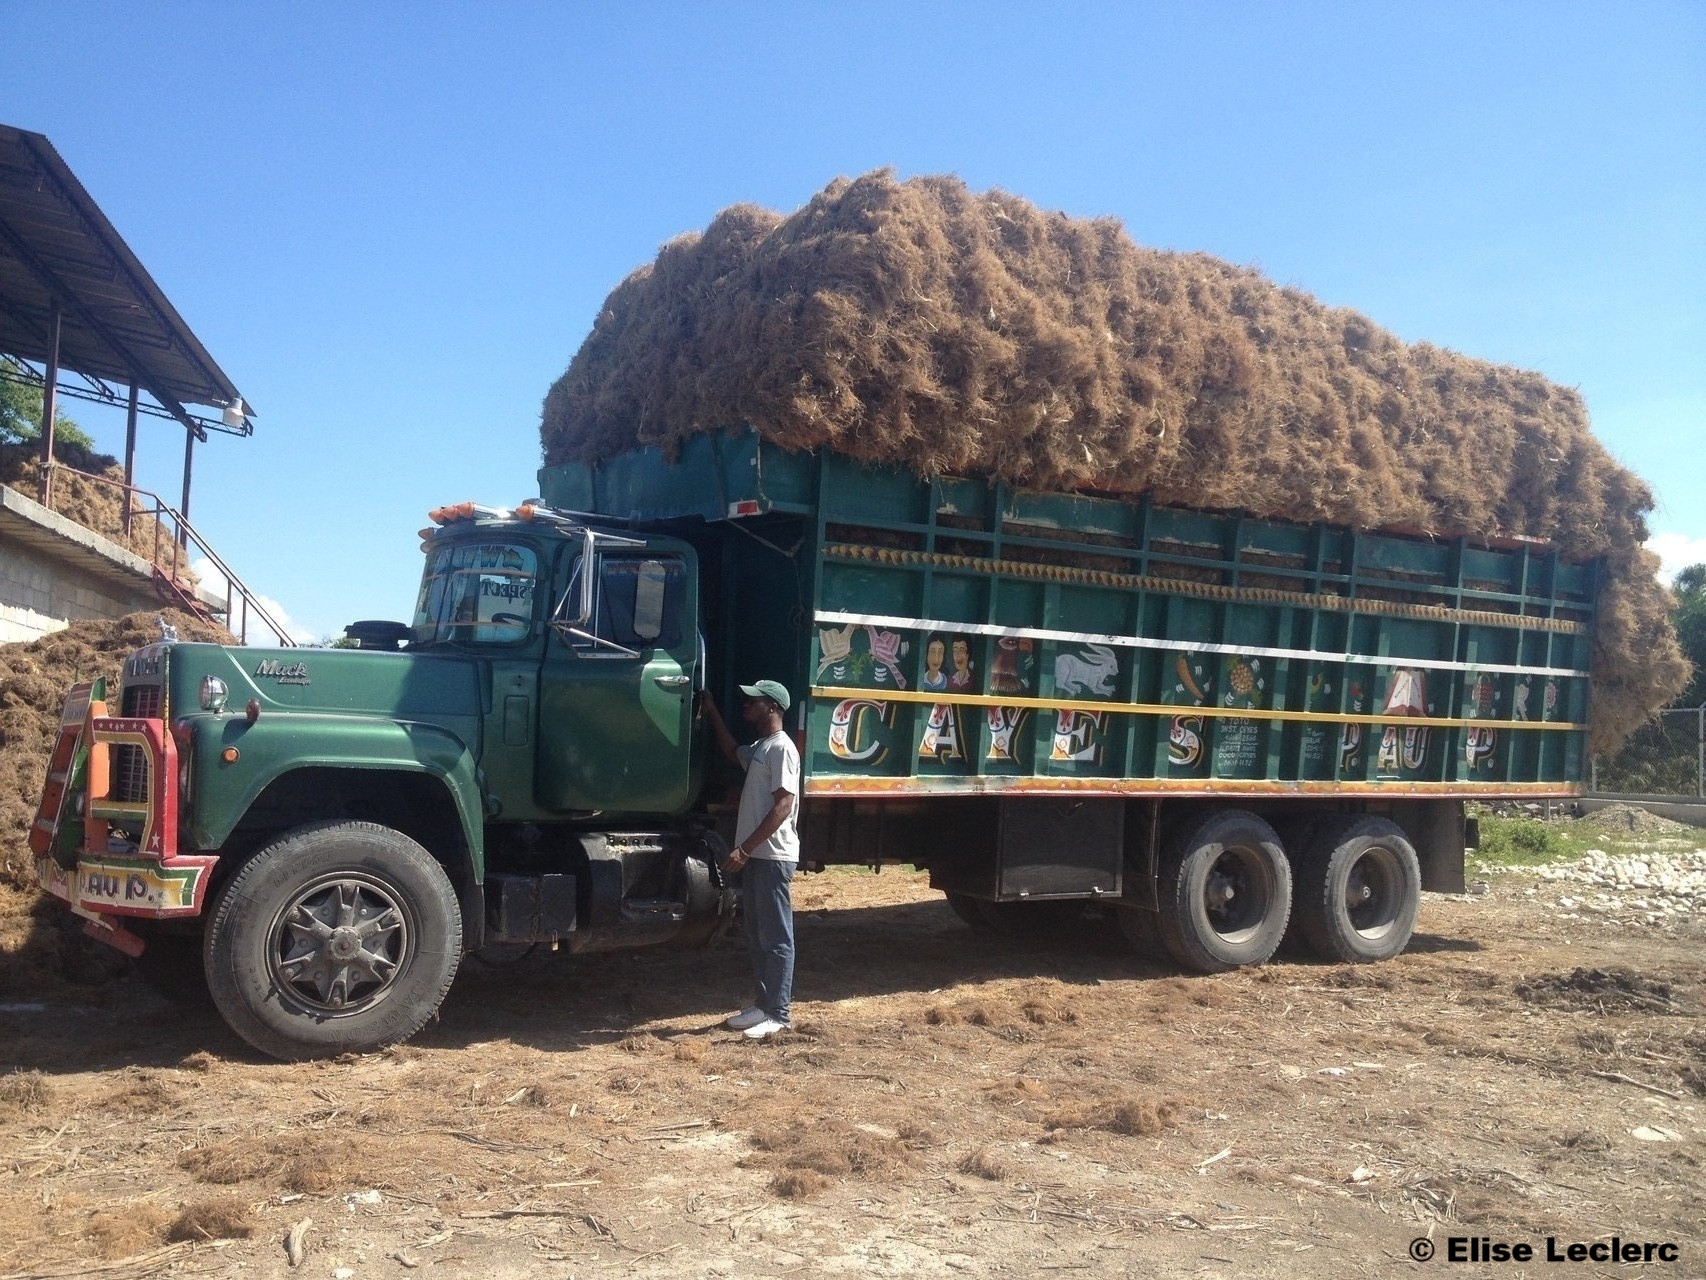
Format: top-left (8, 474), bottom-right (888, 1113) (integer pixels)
top-left (41, 462), bottom-right (297, 647)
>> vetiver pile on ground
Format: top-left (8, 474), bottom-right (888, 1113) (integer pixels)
top-left (542, 170), bottom-right (1687, 750)
top-left (0, 610), bottom-right (232, 997)
top-left (0, 609), bottom-right (231, 894)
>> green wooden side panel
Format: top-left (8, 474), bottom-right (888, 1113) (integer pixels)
top-left (541, 429), bottom-right (1597, 794)
top-left (540, 432), bottom-right (816, 522)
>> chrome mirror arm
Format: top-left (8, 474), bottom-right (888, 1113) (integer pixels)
top-left (549, 622), bottom-right (640, 659)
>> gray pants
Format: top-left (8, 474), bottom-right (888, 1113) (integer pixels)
top-left (742, 857), bottom-right (795, 1024)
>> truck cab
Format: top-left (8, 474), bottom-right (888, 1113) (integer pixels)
top-left (407, 503), bottom-right (704, 819)
top-left (32, 501), bottom-right (734, 1062)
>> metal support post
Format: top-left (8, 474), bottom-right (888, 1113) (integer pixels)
top-left (123, 381), bottom-right (140, 536)
top-left (38, 300), bottom-right (62, 505)
top-left (179, 424), bottom-right (195, 553)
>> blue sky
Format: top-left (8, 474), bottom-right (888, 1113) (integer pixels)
top-left (5, 2), bottom-right (1703, 642)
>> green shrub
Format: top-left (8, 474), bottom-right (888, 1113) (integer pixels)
top-left (1473, 815), bottom-right (1580, 866)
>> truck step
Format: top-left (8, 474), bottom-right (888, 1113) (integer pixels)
top-left (620, 898), bottom-right (686, 924)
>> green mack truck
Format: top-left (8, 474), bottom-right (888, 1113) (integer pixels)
top-left (31, 430), bottom-right (1595, 1060)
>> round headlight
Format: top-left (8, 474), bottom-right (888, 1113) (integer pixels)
top-left (200, 675), bottom-right (229, 712)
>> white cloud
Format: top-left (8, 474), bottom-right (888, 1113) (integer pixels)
top-left (190, 557), bottom-right (316, 646)
top-left (1646, 533), bottom-right (1706, 584)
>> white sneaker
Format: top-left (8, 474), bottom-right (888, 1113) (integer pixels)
top-left (742, 1017), bottom-right (790, 1040)
top-left (724, 1006), bottom-right (767, 1031)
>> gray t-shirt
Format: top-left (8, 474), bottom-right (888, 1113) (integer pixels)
top-left (735, 731), bottom-right (801, 862)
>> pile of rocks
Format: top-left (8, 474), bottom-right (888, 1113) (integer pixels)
top-left (1531, 847), bottom-right (1706, 930)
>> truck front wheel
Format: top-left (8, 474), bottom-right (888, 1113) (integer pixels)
top-left (1291, 816), bottom-right (1421, 963)
top-left (1155, 810), bottom-right (1291, 973)
top-left (204, 821), bottom-right (463, 1061)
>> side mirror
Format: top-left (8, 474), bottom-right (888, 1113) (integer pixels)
top-left (632, 560), bottom-right (668, 643)
top-left (576, 532), bottom-right (597, 628)
top-left (548, 528), bottom-right (651, 658)
top-left (554, 531), bottom-right (598, 628)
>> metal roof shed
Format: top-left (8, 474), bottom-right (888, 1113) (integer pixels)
top-left (0, 123), bottom-right (254, 522)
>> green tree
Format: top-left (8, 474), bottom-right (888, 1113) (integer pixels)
top-left (1673, 563), bottom-right (1705, 708)
top-left (1595, 563), bottom-right (1705, 793)
top-left (0, 357), bottom-right (98, 451)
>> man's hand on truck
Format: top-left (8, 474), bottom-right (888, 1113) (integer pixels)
top-left (722, 787), bottom-right (796, 873)
top-left (699, 691), bottom-right (743, 768)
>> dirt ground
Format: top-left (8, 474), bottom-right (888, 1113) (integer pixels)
top-left (2, 851), bottom-right (1703, 1280)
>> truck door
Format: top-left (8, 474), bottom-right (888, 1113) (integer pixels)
top-left (536, 547), bottom-right (700, 814)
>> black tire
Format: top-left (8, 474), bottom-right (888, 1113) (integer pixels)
top-left (204, 821), bottom-right (463, 1061)
top-left (1292, 815), bottom-right (1421, 963)
top-left (1155, 810), bottom-right (1291, 973)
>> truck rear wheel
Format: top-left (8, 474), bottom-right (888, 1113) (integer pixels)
top-left (1291, 816), bottom-right (1421, 963)
top-left (204, 821), bottom-right (463, 1061)
top-left (1155, 810), bottom-right (1291, 972)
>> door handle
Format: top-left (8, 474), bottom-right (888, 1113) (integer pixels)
top-left (654, 674), bottom-right (691, 690)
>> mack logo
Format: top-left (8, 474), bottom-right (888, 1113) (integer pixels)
top-left (126, 648), bottom-right (164, 679)
top-left (255, 660), bottom-right (311, 686)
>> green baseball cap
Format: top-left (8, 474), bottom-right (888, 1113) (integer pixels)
top-left (739, 679), bottom-right (791, 711)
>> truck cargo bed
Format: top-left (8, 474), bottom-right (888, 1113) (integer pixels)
top-left (541, 430), bottom-right (1593, 800)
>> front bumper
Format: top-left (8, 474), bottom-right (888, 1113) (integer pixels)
top-left (36, 850), bottom-right (217, 921)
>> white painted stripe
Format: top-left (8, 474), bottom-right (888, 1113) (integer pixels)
top-left (812, 610), bottom-right (1588, 681)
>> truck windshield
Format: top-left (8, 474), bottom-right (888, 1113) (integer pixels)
top-left (413, 542), bottom-right (539, 645)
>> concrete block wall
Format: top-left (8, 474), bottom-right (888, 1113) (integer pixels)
top-left (0, 538), bottom-right (160, 643)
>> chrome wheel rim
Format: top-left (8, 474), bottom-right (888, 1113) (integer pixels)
top-left (1203, 847), bottom-right (1271, 943)
top-left (1345, 845), bottom-right (1404, 940)
top-left (267, 873), bottom-right (410, 1015)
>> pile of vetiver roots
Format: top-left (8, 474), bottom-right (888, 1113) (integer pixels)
top-left (542, 170), bottom-right (1687, 750)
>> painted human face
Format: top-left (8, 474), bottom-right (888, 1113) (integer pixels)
top-left (952, 639), bottom-right (970, 672)
top-left (925, 638), bottom-right (945, 674)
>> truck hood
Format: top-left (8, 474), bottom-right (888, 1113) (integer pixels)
top-left (162, 643), bottom-right (485, 723)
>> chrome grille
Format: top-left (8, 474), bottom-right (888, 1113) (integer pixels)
top-left (123, 684), bottom-right (162, 719)
top-left (114, 684), bottom-right (162, 804)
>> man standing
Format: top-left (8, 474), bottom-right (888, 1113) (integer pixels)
top-left (701, 680), bottom-right (800, 1040)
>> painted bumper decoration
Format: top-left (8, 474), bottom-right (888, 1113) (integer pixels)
top-left (33, 686), bottom-right (211, 921)
top-left (37, 851), bottom-right (216, 920)
top-left (84, 715), bottom-right (180, 858)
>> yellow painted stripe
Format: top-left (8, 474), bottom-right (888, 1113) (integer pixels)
top-left (89, 803), bottom-right (150, 820)
top-left (805, 775), bottom-right (1583, 798)
top-left (809, 685), bottom-right (1580, 733)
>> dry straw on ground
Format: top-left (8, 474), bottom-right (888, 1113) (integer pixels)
top-left (166, 1198), bottom-right (256, 1243)
top-left (543, 170), bottom-right (1686, 749)
top-left (0, 609), bottom-right (232, 898)
top-left (0, 609), bottom-right (233, 999)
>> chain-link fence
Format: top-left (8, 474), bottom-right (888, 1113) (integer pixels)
top-left (1593, 706), bottom-right (1706, 797)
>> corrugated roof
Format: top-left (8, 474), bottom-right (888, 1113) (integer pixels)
top-left (0, 124), bottom-right (253, 431)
